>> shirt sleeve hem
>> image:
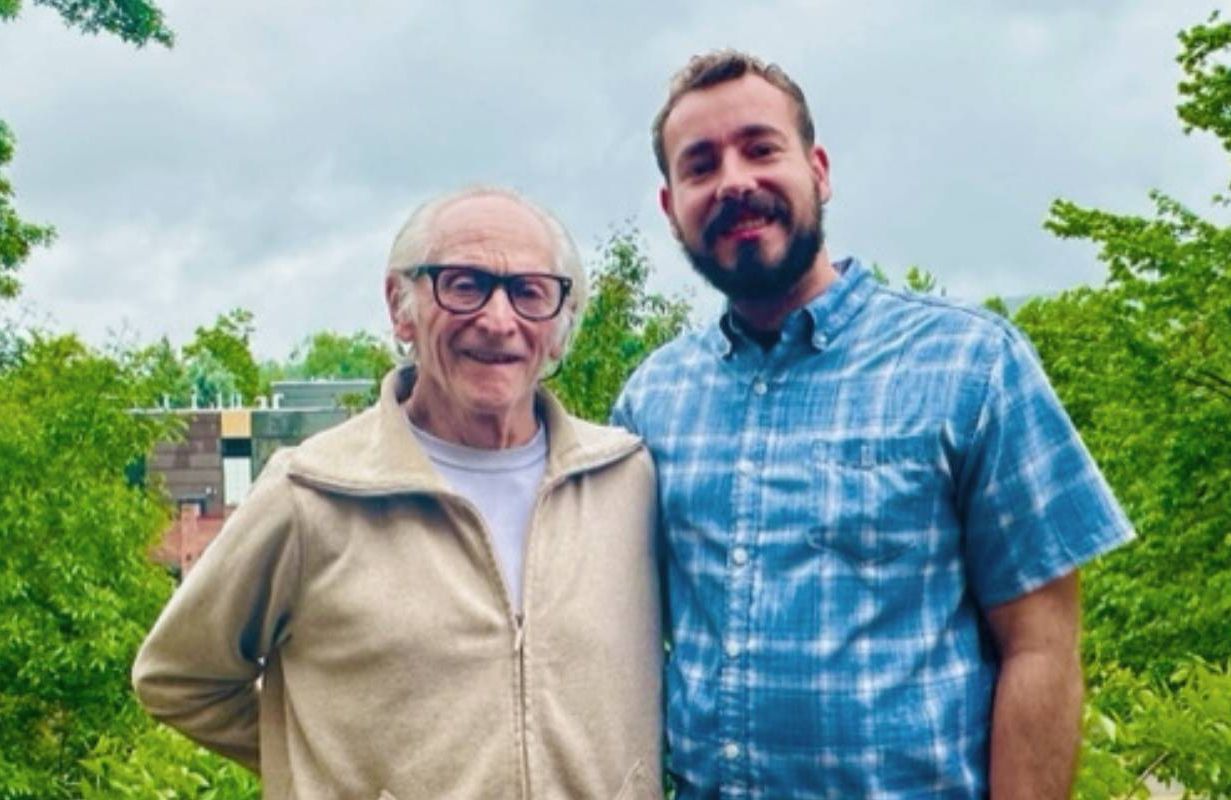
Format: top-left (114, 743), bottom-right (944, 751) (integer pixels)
top-left (979, 521), bottom-right (1136, 609)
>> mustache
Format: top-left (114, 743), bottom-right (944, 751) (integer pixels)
top-left (702, 191), bottom-right (791, 248)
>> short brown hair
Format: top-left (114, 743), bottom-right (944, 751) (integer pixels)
top-left (652, 50), bottom-right (816, 179)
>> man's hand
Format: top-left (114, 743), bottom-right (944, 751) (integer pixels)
top-left (985, 571), bottom-right (1083, 799)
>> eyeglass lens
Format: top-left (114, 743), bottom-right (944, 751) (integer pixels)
top-left (434, 267), bottom-right (566, 319)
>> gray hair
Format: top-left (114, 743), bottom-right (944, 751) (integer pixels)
top-left (385, 185), bottom-right (588, 363)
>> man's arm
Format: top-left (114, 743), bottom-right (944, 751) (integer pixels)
top-left (132, 451), bottom-right (302, 772)
top-left (984, 571), bottom-right (1083, 800)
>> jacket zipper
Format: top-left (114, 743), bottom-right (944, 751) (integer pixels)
top-left (513, 615), bottom-right (530, 799)
top-left (508, 451), bottom-right (644, 797)
top-left (434, 493), bottom-right (533, 799)
top-left (291, 442), bottom-right (643, 799)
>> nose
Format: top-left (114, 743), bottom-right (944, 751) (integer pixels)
top-left (473, 285), bottom-right (519, 335)
top-left (716, 154), bottom-right (757, 200)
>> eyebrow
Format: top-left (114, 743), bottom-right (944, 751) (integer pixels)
top-left (675, 124), bottom-right (787, 165)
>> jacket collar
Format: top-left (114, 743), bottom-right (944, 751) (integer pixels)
top-left (287, 366), bottom-right (642, 497)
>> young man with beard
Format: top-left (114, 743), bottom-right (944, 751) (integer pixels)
top-left (612, 52), bottom-right (1133, 798)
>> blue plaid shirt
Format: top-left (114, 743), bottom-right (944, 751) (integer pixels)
top-left (612, 258), bottom-right (1133, 799)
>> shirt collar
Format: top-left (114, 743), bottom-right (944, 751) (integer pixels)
top-left (704, 257), bottom-right (875, 357)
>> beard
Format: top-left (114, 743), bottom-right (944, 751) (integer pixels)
top-left (679, 188), bottom-right (824, 302)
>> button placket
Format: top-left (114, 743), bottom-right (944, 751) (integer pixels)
top-left (718, 372), bottom-right (771, 796)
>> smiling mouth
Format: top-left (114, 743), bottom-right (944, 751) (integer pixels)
top-left (723, 215), bottom-right (774, 238)
top-left (704, 192), bottom-right (789, 247)
top-left (461, 349), bottom-right (522, 365)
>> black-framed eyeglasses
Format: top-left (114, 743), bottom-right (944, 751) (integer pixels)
top-left (407, 264), bottom-right (572, 321)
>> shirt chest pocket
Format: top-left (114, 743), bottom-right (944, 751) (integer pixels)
top-left (807, 434), bottom-right (943, 566)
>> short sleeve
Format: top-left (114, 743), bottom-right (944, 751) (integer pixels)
top-left (958, 327), bottom-right (1134, 608)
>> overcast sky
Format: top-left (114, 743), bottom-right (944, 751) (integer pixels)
top-left (1, 0), bottom-right (1226, 359)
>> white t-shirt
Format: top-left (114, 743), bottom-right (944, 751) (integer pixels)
top-left (408, 420), bottom-right (547, 612)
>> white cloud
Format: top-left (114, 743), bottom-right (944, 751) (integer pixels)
top-left (1, 0), bottom-right (1225, 357)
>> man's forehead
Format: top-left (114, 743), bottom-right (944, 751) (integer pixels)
top-left (662, 75), bottom-right (796, 155)
top-left (428, 195), bottom-right (554, 265)
top-left (434, 194), bottom-right (537, 230)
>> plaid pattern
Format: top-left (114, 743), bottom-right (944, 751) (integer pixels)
top-left (612, 259), bottom-right (1133, 799)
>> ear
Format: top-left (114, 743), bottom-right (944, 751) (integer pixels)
top-left (660, 185), bottom-right (684, 242)
top-left (548, 313), bottom-right (569, 362)
top-left (810, 144), bottom-right (832, 204)
top-left (385, 273), bottom-right (416, 344)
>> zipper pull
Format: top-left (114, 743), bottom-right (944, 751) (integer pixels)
top-left (513, 616), bottom-right (525, 653)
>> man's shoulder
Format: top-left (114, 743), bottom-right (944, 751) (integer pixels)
top-left (865, 283), bottom-right (1018, 342)
top-left (622, 327), bottom-right (717, 392)
top-left (611, 326), bottom-right (718, 433)
top-left (856, 283), bottom-right (1031, 377)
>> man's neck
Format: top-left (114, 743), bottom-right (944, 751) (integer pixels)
top-left (729, 248), bottom-right (839, 333)
top-left (405, 381), bottom-right (538, 450)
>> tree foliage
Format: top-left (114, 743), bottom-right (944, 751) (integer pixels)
top-left (0, 336), bottom-right (174, 798)
top-left (0, 122), bottom-right (55, 299)
top-left (1029, 12), bottom-right (1231, 683)
top-left (0, 334), bottom-right (262, 797)
top-left (280, 329), bottom-right (395, 382)
top-left (549, 229), bottom-right (690, 422)
top-left (1010, 11), bottom-right (1231, 796)
top-left (120, 335), bottom-right (191, 407)
top-left (182, 309), bottom-right (262, 406)
top-left (78, 722), bottom-right (258, 799)
top-left (903, 264), bottom-right (940, 295)
top-left (2, 0), bottom-right (172, 46)
top-left (0, 4), bottom-right (263, 794)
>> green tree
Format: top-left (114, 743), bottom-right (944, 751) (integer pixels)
top-left (903, 265), bottom-right (941, 295)
top-left (0, 336), bottom-right (173, 798)
top-left (285, 329), bottom-right (395, 381)
top-left (549, 229), bottom-right (690, 422)
top-left (1, 0), bottom-right (173, 47)
top-left (79, 721), bottom-right (258, 799)
top-left (0, 123), bottom-right (55, 299)
top-left (1014, 11), bottom-right (1231, 796)
top-left (0, 335), bottom-right (260, 798)
top-left (1031, 10), bottom-right (1231, 681)
top-left (980, 295), bottom-right (1010, 318)
top-left (185, 347), bottom-right (240, 408)
top-left (0, 5), bottom-right (257, 795)
top-left (183, 309), bottom-right (262, 406)
top-left (120, 335), bottom-right (191, 408)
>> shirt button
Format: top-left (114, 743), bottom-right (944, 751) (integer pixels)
top-left (724, 639), bottom-right (741, 658)
top-left (731, 547), bottom-right (748, 566)
top-left (752, 380), bottom-right (768, 395)
top-left (723, 742), bottom-right (740, 760)
top-left (737, 460), bottom-right (753, 476)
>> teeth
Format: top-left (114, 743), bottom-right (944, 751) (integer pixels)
top-left (466, 351), bottom-right (518, 364)
top-left (730, 216), bottom-right (770, 233)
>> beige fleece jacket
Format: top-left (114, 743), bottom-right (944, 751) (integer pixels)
top-left (133, 367), bottom-right (663, 799)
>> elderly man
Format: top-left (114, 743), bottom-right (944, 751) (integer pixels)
top-left (612, 52), bottom-right (1133, 798)
top-left (134, 186), bottom-right (663, 799)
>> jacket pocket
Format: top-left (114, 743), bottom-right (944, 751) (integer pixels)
top-left (613, 758), bottom-right (659, 800)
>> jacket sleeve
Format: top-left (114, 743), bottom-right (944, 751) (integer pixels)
top-left (132, 449), bottom-right (303, 772)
